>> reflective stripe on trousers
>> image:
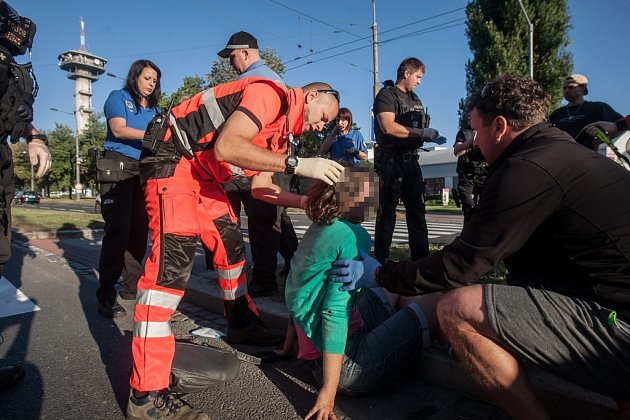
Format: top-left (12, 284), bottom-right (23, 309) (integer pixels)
top-left (130, 162), bottom-right (254, 391)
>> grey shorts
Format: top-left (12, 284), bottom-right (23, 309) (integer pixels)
top-left (485, 284), bottom-right (630, 400)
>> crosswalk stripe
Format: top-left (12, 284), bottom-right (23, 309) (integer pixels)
top-left (242, 221), bottom-right (461, 244)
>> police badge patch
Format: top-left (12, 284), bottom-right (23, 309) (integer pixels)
top-left (125, 99), bottom-right (134, 111)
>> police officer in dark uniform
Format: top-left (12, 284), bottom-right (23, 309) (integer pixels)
top-left (453, 124), bottom-right (487, 222)
top-left (0, 0), bottom-right (51, 391)
top-left (373, 57), bottom-right (445, 263)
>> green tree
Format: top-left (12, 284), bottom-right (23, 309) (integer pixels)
top-left (46, 123), bottom-right (75, 194)
top-left (464, 0), bottom-right (572, 110)
top-left (159, 75), bottom-right (206, 109)
top-left (206, 48), bottom-right (285, 86)
top-left (79, 112), bottom-right (107, 192)
top-left (10, 142), bottom-right (31, 191)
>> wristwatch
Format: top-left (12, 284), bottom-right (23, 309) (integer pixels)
top-left (284, 155), bottom-right (299, 174)
top-left (26, 133), bottom-right (48, 146)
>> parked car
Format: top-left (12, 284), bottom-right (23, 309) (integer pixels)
top-left (49, 191), bottom-right (65, 198)
top-left (13, 190), bottom-right (24, 204)
top-left (94, 193), bottom-right (101, 214)
top-left (19, 191), bottom-right (40, 204)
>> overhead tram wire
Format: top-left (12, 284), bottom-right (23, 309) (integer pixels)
top-left (266, 0), bottom-right (364, 39)
top-left (33, 6), bottom-right (469, 71)
top-left (281, 6), bottom-right (466, 67)
top-left (284, 18), bottom-right (466, 72)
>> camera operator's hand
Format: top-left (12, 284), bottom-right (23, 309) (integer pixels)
top-left (421, 128), bottom-right (439, 140)
top-left (294, 157), bottom-right (344, 185)
top-left (28, 141), bottom-right (52, 178)
top-left (345, 147), bottom-right (359, 155)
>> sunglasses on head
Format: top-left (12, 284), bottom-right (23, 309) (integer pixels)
top-left (480, 81), bottom-right (493, 98)
top-left (316, 89), bottom-right (340, 103)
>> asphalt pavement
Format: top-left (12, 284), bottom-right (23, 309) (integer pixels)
top-left (0, 209), bottom-right (621, 419)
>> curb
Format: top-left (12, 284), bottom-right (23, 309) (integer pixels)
top-left (12, 228), bottom-right (104, 241)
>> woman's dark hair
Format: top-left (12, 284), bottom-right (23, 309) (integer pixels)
top-left (336, 107), bottom-right (353, 129)
top-left (124, 59), bottom-right (162, 111)
top-left (305, 181), bottom-right (341, 225)
top-left (305, 167), bottom-right (374, 225)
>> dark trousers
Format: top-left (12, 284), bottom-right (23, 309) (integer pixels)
top-left (203, 176), bottom-right (252, 268)
top-left (0, 143), bottom-right (13, 277)
top-left (97, 174), bottom-right (149, 304)
top-left (374, 155), bottom-right (429, 263)
top-left (456, 177), bottom-right (484, 223)
top-left (248, 173), bottom-right (298, 291)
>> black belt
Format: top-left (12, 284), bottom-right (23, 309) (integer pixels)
top-left (381, 148), bottom-right (419, 162)
top-left (102, 150), bottom-right (140, 171)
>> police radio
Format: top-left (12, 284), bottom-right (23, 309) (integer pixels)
top-left (142, 98), bottom-right (174, 154)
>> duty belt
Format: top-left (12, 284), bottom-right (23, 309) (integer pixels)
top-left (380, 148), bottom-right (419, 162)
top-left (102, 150), bottom-right (140, 171)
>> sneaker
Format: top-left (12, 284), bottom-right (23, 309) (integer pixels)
top-left (126, 389), bottom-right (209, 420)
top-left (226, 318), bottom-right (285, 346)
top-left (97, 300), bottom-right (126, 319)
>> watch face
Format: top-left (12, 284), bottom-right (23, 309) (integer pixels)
top-left (287, 156), bottom-right (298, 167)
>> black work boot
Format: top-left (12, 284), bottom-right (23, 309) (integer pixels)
top-left (225, 296), bottom-right (285, 346)
top-left (0, 364), bottom-right (25, 391)
top-left (126, 389), bottom-right (209, 419)
top-left (97, 299), bottom-right (126, 319)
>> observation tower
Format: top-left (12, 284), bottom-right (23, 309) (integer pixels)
top-left (57, 18), bottom-right (106, 134)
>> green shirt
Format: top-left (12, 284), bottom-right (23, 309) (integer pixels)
top-left (285, 219), bottom-right (372, 354)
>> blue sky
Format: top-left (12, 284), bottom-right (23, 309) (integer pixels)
top-left (11, 0), bottom-right (630, 144)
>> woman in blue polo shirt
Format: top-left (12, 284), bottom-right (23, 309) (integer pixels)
top-left (320, 107), bottom-right (368, 166)
top-left (96, 59), bottom-right (161, 319)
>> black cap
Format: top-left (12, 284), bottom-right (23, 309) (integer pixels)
top-left (217, 31), bottom-right (259, 58)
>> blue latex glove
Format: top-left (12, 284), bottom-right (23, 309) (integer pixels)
top-left (433, 135), bottom-right (447, 145)
top-left (331, 249), bottom-right (382, 291)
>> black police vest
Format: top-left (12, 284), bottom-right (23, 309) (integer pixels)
top-left (378, 86), bottom-right (428, 152)
top-left (0, 2), bottom-right (37, 144)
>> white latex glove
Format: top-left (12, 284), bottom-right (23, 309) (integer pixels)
top-left (28, 142), bottom-right (52, 178)
top-left (294, 157), bottom-right (344, 185)
top-left (422, 128), bottom-right (439, 140)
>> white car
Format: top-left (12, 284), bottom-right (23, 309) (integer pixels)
top-left (94, 194), bottom-right (101, 214)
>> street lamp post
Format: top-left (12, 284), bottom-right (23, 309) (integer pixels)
top-left (50, 107), bottom-right (82, 201)
top-left (518, 0), bottom-right (534, 79)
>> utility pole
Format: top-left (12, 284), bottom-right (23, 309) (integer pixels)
top-left (371, 0), bottom-right (379, 98)
top-left (518, 0), bottom-right (534, 79)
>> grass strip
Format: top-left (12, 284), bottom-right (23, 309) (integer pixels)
top-left (12, 206), bottom-right (104, 232)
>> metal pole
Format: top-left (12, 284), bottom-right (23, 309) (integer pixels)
top-left (30, 164), bottom-right (34, 190)
top-left (371, 0), bottom-right (379, 98)
top-left (518, 0), bottom-right (534, 79)
top-left (74, 108), bottom-right (82, 200)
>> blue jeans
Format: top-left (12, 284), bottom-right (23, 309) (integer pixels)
top-left (312, 288), bottom-right (429, 395)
